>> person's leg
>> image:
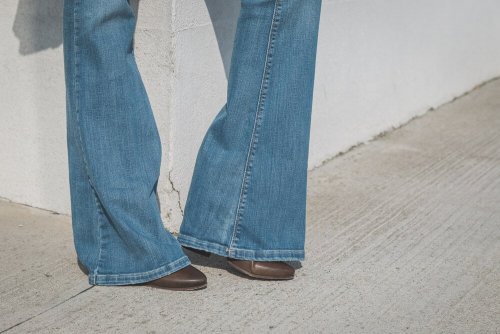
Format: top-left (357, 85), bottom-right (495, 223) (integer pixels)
top-left (63, 0), bottom-right (191, 286)
top-left (178, 0), bottom-right (322, 262)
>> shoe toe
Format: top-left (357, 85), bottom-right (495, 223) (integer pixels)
top-left (227, 259), bottom-right (295, 280)
top-left (148, 265), bottom-right (207, 290)
top-left (253, 261), bottom-right (295, 279)
top-left (177, 265), bottom-right (207, 286)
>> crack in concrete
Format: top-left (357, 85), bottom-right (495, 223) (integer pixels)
top-left (167, 169), bottom-right (184, 217)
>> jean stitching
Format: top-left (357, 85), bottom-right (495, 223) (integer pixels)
top-left (91, 256), bottom-right (188, 280)
top-left (181, 234), bottom-right (303, 254)
top-left (178, 233), bottom-right (228, 251)
top-left (178, 234), bottom-right (304, 260)
top-left (229, 0), bottom-right (283, 251)
top-left (89, 256), bottom-right (191, 285)
top-left (72, 0), bottom-right (105, 277)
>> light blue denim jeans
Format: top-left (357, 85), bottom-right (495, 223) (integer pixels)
top-left (63, 0), bottom-right (322, 286)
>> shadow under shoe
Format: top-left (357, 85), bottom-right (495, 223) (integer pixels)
top-left (77, 258), bottom-right (89, 275)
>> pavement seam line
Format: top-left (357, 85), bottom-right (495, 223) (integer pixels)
top-left (0, 286), bottom-right (95, 333)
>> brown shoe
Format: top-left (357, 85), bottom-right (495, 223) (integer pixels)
top-left (146, 265), bottom-right (207, 291)
top-left (227, 259), bottom-right (295, 280)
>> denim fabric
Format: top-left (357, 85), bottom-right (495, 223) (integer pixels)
top-left (178, 0), bottom-right (322, 261)
top-left (63, 0), bottom-right (322, 286)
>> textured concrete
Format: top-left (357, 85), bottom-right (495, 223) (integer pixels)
top-left (1, 79), bottom-right (499, 333)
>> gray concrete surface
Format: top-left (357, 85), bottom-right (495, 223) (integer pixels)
top-left (1, 79), bottom-right (499, 333)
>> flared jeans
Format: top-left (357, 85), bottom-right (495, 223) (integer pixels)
top-left (63, 0), bottom-right (322, 286)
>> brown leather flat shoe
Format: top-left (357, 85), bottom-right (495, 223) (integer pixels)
top-left (227, 259), bottom-right (295, 280)
top-left (146, 265), bottom-right (207, 291)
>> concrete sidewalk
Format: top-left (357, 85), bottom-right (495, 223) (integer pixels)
top-left (1, 79), bottom-right (499, 333)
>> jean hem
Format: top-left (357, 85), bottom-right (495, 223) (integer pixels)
top-left (87, 255), bottom-right (191, 286)
top-left (177, 234), bottom-right (304, 261)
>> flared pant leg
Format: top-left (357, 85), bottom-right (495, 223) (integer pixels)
top-left (63, 0), bottom-right (190, 285)
top-left (178, 0), bottom-right (323, 261)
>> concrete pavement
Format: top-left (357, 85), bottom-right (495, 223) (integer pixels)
top-left (1, 79), bottom-right (499, 333)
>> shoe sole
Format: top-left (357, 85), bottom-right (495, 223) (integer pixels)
top-left (147, 283), bottom-right (207, 291)
top-left (227, 260), bottom-right (294, 280)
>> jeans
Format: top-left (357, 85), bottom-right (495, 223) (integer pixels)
top-left (63, 0), bottom-right (322, 286)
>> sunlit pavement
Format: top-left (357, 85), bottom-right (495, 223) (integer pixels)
top-left (1, 79), bottom-right (499, 333)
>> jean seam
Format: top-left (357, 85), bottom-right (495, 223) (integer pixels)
top-left (88, 255), bottom-right (191, 285)
top-left (180, 233), bottom-right (302, 253)
top-left (72, 0), bottom-right (105, 276)
top-left (178, 234), bottom-right (304, 261)
top-left (229, 0), bottom-right (283, 251)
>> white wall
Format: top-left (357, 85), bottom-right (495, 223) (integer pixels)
top-left (1, 0), bottom-right (68, 213)
top-left (1, 0), bottom-right (500, 231)
top-left (309, 0), bottom-right (500, 166)
top-left (0, 0), bottom-right (182, 225)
